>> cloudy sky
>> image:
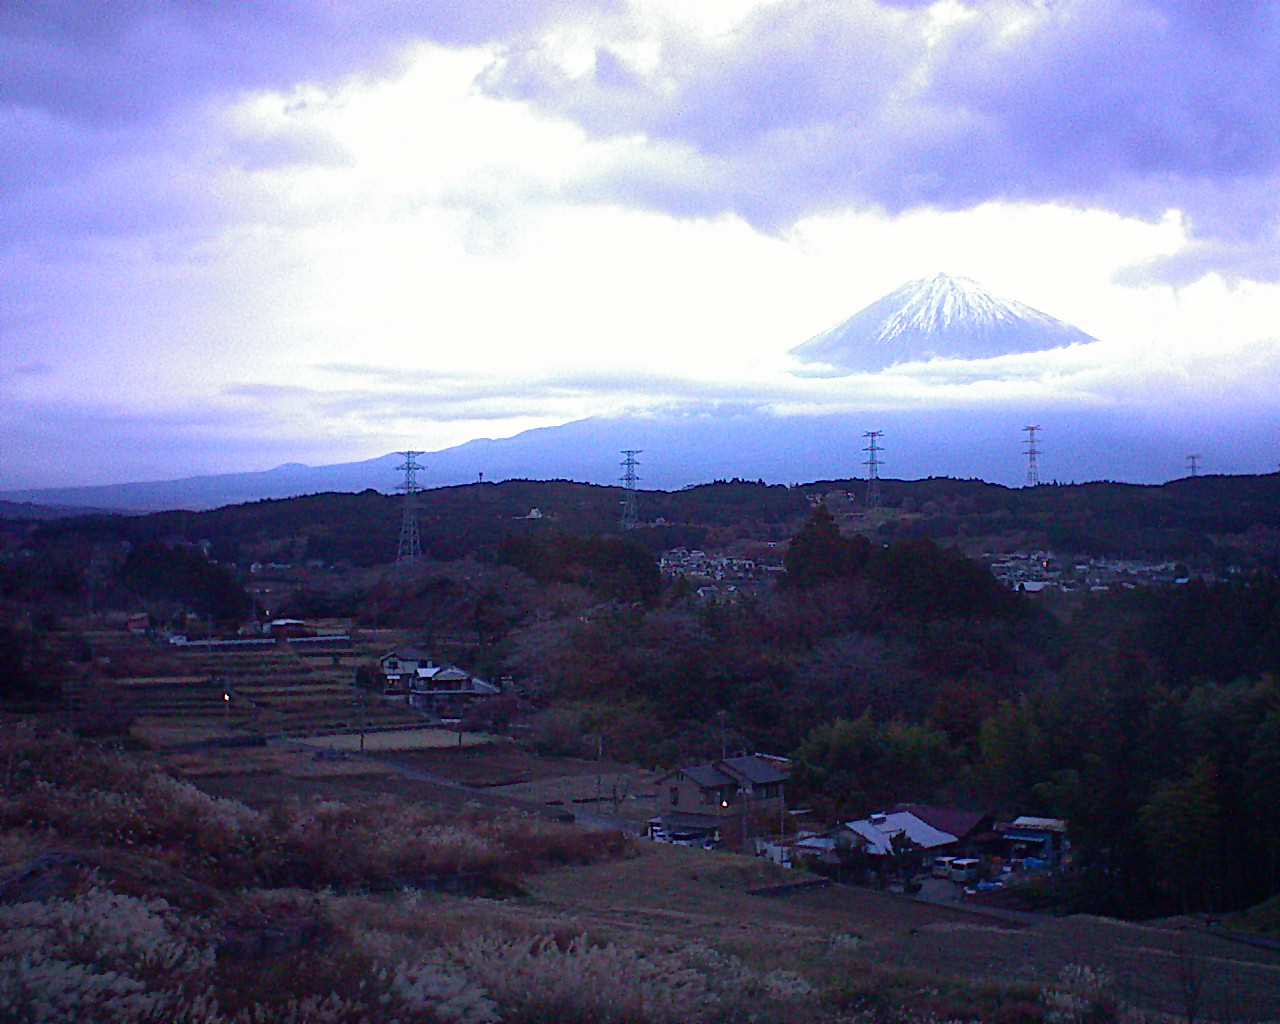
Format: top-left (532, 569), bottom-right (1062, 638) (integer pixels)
top-left (4, 0), bottom-right (1279, 488)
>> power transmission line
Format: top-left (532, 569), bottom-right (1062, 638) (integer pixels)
top-left (862, 431), bottom-right (883, 509)
top-left (619, 449), bottom-right (642, 530)
top-left (396, 450), bottom-right (424, 566)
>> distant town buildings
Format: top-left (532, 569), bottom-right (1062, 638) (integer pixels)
top-left (986, 551), bottom-right (1204, 593)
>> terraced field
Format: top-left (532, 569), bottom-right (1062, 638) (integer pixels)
top-left (64, 629), bottom-right (434, 746)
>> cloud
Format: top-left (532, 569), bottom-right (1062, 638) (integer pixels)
top-left (0, 360), bottom-right (53, 385)
top-left (1, 3), bottom-right (606, 127)
top-left (7, 324), bottom-right (1279, 488)
top-left (0, 2), bottom-right (614, 248)
top-left (1117, 239), bottom-right (1280, 288)
top-left (254, 336), bottom-right (1280, 430)
top-left (484, 0), bottom-right (1280, 280)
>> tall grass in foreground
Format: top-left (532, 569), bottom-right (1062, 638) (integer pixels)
top-left (0, 726), bottom-right (1148, 1023)
top-left (0, 725), bottom-right (625, 890)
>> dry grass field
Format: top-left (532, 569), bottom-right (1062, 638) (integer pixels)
top-left (161, 746), bottom-right (396, 778)
top-left (526, 842), bottom-right (1280, 1021)
top-left (109, 675), bottom-right (208, 687)
top-left (383, 744), bottom-right (646, 786)
top-left (5, 711), bottom-right (1278, 1022)
top-left (489, 768), bottom-right (658, 803)
top-left (190, 767), bottom-right (438, 807)
top-left (130, 716), bottom-right (245, 747)
top-left (490, 768), bottom-right (659, 826)
top-left (297, 727), bottom-right (497, 751)
top-left (31, 626), bottom-right (1280, 1021)
top-left (528, 842), bottom-right (991, 951)
top-left (155, 735), bottom-right (1280, 1019)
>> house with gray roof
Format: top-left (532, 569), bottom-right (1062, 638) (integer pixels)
top-left (379, 647), bottom-right (434, 693)
top-left (650, 754), bottom-right (790, 849)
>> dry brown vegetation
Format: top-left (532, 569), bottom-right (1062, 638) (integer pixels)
top-left (380, 744), bottom-right (632, 786)
top-left (526, 845), bottom-right (1280, 1021)
top-left (3, 723), bottom-right (1279, 1023)
top-left (160, 747), bottom-right (396, 779)
top-left (298, 728), bottom-right (497, 752)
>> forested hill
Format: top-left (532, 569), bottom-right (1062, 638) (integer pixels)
top-left (11, 472), bottom-right (1280, 568)
top-left (15, 480), bottom-right (805, 567)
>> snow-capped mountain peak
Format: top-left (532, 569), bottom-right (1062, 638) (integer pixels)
top-left (790, 272), bottom-right (1095, 375)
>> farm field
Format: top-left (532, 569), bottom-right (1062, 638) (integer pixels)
top-left (190, 762), bottom-right (458, 807)
top-left (182, 742), bottom-right (583, 825)
top-left (160, 745), bottom-right (396, 779)
top-left (376, 743), bottom-right (661, 826)
top-left (489, 768), bottom-right (659, 826)
top-left (8, 657), bottom-right (1280, 1024)
top-left (381, 743), bottom-right (648, 786)
top-left (297, 727), bottom-right (497, 751)
top-left (61, 627), bottom-right (441, 745)
top-left (130, 717), bottom-right (244, 747)
top-left (24, 628), bottom-right (1280, 1021)
top-left (151, 726), bottom-right (1280, 1023)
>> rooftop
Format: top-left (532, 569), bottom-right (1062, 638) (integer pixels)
top-left (843, 811), bottom-right (958, 856)
top-left (894, 803), bottom-right (987, 839)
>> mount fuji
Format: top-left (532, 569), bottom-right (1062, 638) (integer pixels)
top-left (790, 272), bottom-right (1096, 375)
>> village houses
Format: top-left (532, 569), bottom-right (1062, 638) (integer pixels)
top-left (378, 647), bottom-right (501, 717)
top-left (649, 754), bottom-right (790, 850)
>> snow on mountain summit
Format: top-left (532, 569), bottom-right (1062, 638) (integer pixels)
top-left (790, 272), bottom-right (1096, 375)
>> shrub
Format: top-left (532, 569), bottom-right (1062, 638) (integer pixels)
top-left (0, 888), bottom-right (217, 1024)
top-left (1041, 964), bottom-right (1117, 1024)
top-left (1, 727), bottom-right (629, 893)
top-left (436, 934), bottom-right (716, 1024)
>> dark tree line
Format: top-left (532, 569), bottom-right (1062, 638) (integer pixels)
top-left (497, 532), bottom-right (661, 604)
top-left (494, 507), bottom-right (1280, 919)
top-left (120, 543), bottom-right (250, 621)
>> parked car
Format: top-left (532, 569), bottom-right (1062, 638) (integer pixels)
top-left (949, 858), bottom-right (981, 883)
top-left (931, 856), bottom-right (957, 878)
top-left (668, 831), bottom-right (716, 850)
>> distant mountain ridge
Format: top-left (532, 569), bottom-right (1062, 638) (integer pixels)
top-left (4, 402), bottom-right (1274, 512)
top-left (0, 456), bottom-right (404, 514)
top-left (790, 272), bottom-right (1096, 375)
top-left (0, 499), bottom-right (125, 521)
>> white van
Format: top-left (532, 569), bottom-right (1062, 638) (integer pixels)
top-left (931, 856), bottom-right (957, 878)
top-left (949, 858), bottom-right (981, 883)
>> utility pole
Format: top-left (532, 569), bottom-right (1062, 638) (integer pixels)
top-left (862, 431), bottom-right (883, 509)
top-left (619, 450), bottom-right (642, 530)
top-left (595, 732), bottom-right (604, 805)
top-left (352, 667), bottom-right (366, 754)
top-left (1186, 453), bottom-right (1201, 477)
top-left (396, 450), bottom-right (425, 567)
top-left (1023, 425), bottom-right (1042, 487)
top-left (779, 780), bottom-right (786, 843)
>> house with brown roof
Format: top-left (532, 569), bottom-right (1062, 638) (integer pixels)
top-left (406, 662), bottom-right (501, 718)
top-left (892, 803), bottom-right (995, 854)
